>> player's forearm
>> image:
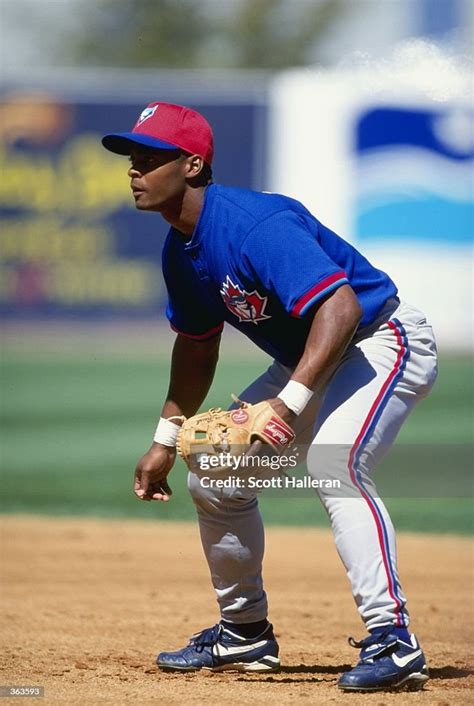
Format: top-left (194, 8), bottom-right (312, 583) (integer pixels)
top-left (292, 285), bottom-right (362, 394)
top-left (161, 333), bottom-right (221, 419)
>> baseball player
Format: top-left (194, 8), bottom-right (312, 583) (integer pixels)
top-left (102, 102), bottom-right (438, 692)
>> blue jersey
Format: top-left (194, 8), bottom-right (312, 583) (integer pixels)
top-left (163, 185), bottom-right (397, 367)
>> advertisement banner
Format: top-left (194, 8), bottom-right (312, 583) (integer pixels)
top-left (269, 66), bottom-right (473, 350)
top-left (0, 92), bottom-right (266, 319)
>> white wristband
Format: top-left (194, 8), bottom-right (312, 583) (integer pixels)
top-left (277, 380), bottom-right (314, 416)
top-left (153, 417), bottom-right (183, 446)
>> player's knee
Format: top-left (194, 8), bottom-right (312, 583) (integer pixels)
top-left (306, 444), bottom-right (369, 501)
top-left (187, 471), bottom-right (234, 512)
top-left (187, 471), bottom-right (258, 513)
top-left (306, 443), bottom-right (348, 482)
top-left (187, 471), bottom-right (217, 503)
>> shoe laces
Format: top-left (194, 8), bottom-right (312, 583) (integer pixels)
top-left (348, 626), bottom-right (394, 650)
top-left (348, 627), bottom-right (400, 664)
top-left (193, 624), bottom-right (222, 653)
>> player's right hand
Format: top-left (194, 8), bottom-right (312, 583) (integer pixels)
top-left (134, 443), bottom-right (176, 502)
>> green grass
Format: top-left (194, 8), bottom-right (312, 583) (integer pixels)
top-left (1, 351), bottom-right (472, 534)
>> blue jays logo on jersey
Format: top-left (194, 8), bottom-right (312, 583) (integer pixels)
top-left (220, 276), bottom-right (270, 325)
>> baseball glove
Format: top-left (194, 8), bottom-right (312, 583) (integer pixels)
top-left (176, 397), bottom-right (295, 470)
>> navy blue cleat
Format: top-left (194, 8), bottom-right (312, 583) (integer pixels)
top-left (338, 628), bottom-right (429, 692)
top-left (156, 622), bottom-right (280, 673)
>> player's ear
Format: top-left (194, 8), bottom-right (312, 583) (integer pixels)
top-left (184, 154), bottom-right (205, 178)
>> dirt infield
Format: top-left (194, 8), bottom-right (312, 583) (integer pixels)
top-left (1, 516), bottom-right (472, 705)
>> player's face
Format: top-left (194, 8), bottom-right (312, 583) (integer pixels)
top-left (127, 148), bottom-right (187, 211)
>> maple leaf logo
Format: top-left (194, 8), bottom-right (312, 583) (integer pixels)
top-left (220, 276), bottom-right (271, 324)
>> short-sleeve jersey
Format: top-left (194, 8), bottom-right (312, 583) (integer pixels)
top-left (163, 184), bottom-right (397, 367)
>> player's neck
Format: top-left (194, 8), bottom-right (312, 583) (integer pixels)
top-left (160, 185), bottom-right (207, 238)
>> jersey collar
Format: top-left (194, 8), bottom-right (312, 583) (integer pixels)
top-left (184, 183), bottom-right (216, 251)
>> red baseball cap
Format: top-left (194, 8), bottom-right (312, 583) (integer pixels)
top-left (102, 101), bottom-right (214, 165)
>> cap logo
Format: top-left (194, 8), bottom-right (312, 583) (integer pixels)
top-left (137, 105), bottom-right (158, 125)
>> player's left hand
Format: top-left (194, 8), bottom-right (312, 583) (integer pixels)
top-left (176, 398), bottom-right (296, 470)
top-left (243, 398), bottom-right (296, 460)
top-left (266, 397), bottom-right (297, 425)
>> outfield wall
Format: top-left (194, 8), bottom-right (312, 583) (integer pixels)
top-left (0, 71), bottom-right (268, 321)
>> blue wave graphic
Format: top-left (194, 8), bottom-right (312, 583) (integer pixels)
top-left (356, 108), bottom-right (474, 161)
top-left (356, 194), bottom-right (473, 243)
